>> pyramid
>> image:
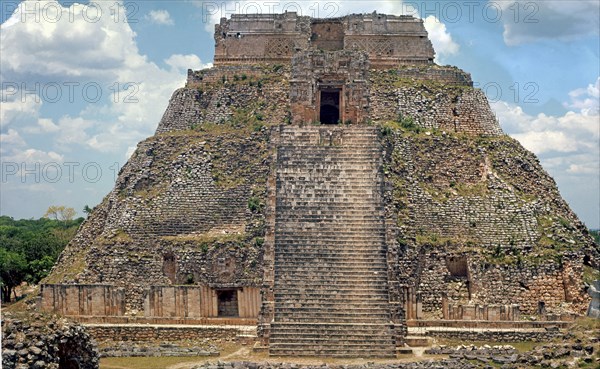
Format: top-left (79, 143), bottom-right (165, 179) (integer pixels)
top-left (41, 13), bottom-right (599, 357)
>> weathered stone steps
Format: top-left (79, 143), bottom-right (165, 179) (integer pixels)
top-left (270, 126), bottom-right (395, 357)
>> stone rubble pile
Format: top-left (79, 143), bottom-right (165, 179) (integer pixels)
top-left (1, 313), bottom-right (99, 369)
top-left (189, 341), bottom-right (598, 369)
top-left (97, 341), bottom-right (219, 357)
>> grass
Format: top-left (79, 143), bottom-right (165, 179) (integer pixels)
top-left (100, 356), bottom-right (212, 369)
top-left (43, 249), bottom-right (86, 284)
top-left (583, 265), bottom-right (600, 284)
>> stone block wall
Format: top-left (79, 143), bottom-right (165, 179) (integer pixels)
top-left (445, 304), bottom-right (520, 321)
top-left (214, 13), bottom-right (310, 65)
top-left (214, 13), bottom-right (434, 66)
top-left (144, 285), bottom-right (260, 319)
top-left (85, 325), bottom-right (241, 342)
top-left (370, 69), bottom-right (501, 135)
top-left (40, 284), bottom-right (125, 317)
top-left (384, 131), bottom-right (597, 317)
top-left (40, 284), bottom-right (261, 321)
top-left (45, 126), bottom-right (272, 314)
top-left (343, 13), bottom-right (434, 67)
top-left (158, 66), bottom-right (291, 133)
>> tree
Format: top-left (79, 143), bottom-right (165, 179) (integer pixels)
top-left (0, 216), bottom-right (84, 302)
top-left (83, 205), bottom-right (94, 217)
top-left (0, 248), bottom-right (27, 302)
top-left (28, 255), bottom-right (56, 284)
top-left (44, 206), bottom-right (76, 221)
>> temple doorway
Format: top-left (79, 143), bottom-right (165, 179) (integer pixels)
top-left (217, 289), bottom-right (239, 317)
top-left (320, 89), bottom-right (341, 124)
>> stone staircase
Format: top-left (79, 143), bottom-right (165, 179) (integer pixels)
top-left (269, 125), bottom-right (396, 357)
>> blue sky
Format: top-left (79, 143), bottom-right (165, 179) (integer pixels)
top-left (1, 0), bottom-right (599, 228)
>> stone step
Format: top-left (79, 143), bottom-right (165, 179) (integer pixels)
top-left (277, 162), bottom-right (380, 168)
top-left (274, 249), bottom-right (388, 256)
top-left (278, 133), bottom-right (380, 139)
top-left (275, 271), bottom-right (388, 279)
top-left (270, 126), bottom-right (394, 356)
top-left (274, 216), bottom-right (385, 222)
top-left (275, 280), bottom-right (388, 288)
top-left (275, 223), bottom-right (385, 228)
top-left (275, 213), bottom-right (384, 219)
top-left (274, 305), bottom-right (390, 313)
top-left (276, 197), bottom-right (382, 202)
top-left (277, 141), bottom-right (382, 148)
top-left (276, 188), bottom-right (382, 195)
top-left (274, 246), bottom-right (387, 252)
top-left (274, 290), bottom-right (389, 298)
top-left (274, 295), bottom-right (390, 303)
top-left (275, 282), bottom-right (388, 288)
top-left (270, 334), bottom-right (395, 343)
top-left (277, 160), bottom-right (380, 164)
top-left (271, 279), bottom-right (388, 288)
top-left (274, 272), bottom-right (389, 279)
top-left (273, 315), bottom-right (391, 323)
top-left (278, 139), bottom-right (381, 145)
top-left (274, 262), bottom-right (388, 270)
top-left (276, 181), bottom-right (381, 188)
top-left (269, 348), bottom-right (396, 358)
top-left (275, 237), bottom-right (386, 244)
top-left (275, 247), bottom-right (387, 253)
top-left (270, 337), bottom-right (395, 346)
top-left (274, 266), bottom-right (388, 275)
top-left (278, 148), bottom-right (381, 153)
top-left (273, 241), bottom-right (387, 248)
top-left (276, 211), bottom-right (384, 217)
top-left (276, 172), bottom-right (380, 178)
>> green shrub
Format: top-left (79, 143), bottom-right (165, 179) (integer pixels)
top-left (248, 196), bottom-right (263, 212)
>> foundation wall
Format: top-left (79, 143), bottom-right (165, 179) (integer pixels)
top-left (41, 284), bottom-right (261, 320)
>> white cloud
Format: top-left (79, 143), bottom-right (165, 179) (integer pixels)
top-left (0, 89), bottom-right (41, 129)
top-left (4, 148), bottom-right (64, 163)
top-left (0, 129), bottom-right (26, 149)
top-left (165, 54), bottom-right (212, 73)
top-left (497, 1), bottom-right (600, 46)
top-left (35, 118), bottom-right (60, 133)
top-left (494, 102), bottom-right (599, 155)
top-left (493, 79), bottom-right (599, 180)
top-left (423, 16), bottom-right (459, 63)
top-left (565, 77), bottom-right (600, 116)
top-left (1, 1), bottom-right (138, 79)
top-left (0, 0), bottom-right (209, 156)
top-left (567, 161), bottom-right (598, 175)
top-left (146, 10), bottom-right (174, 26)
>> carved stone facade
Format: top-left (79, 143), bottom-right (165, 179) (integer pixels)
top-left (214, 12), bottom-right (434, 67)
top-left (291, 50), bottom-right (370, 124)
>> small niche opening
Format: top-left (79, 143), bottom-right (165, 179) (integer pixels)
top-left (537, 301), bottom-right (546, 315)
top-left (162, 253), bottom-right (176, 284)
top-left (446, 256), bottom-right (468, 278)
